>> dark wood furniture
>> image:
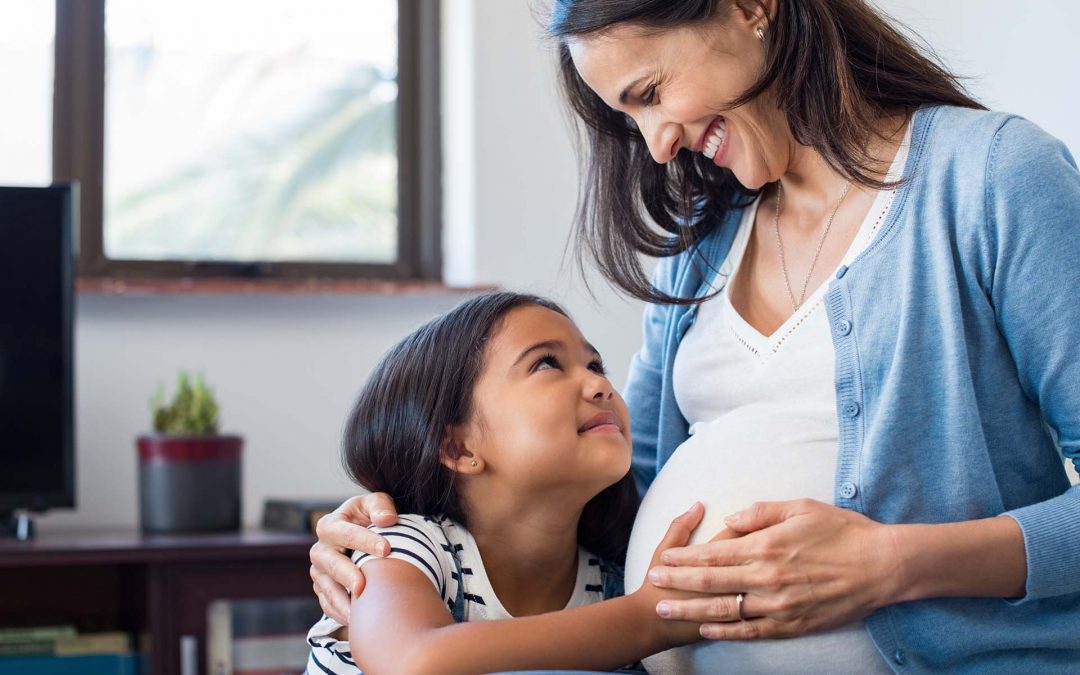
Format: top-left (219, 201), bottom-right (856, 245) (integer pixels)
top-left (0, 528), bottom-right (315, 675)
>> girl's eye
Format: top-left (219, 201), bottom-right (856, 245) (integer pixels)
top-left (641, 85), bottom-right (658, 106)
top-left (534, 354), bottom-right (560, 372)
top-left (588, 360), bottom-right (608, 376)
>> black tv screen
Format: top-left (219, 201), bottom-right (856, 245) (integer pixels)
top-left (0, 185), bottom-right (76, 513)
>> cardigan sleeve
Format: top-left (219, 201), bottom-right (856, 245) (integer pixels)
top-left (987, 116), bottom-right (1080, 601)
top-left (624, 256), bottom-right (679, 497)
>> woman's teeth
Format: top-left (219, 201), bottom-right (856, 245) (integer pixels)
top-left (703, 120), bottom-right (727, 160)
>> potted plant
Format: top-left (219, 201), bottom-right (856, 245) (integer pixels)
top-left (137, 372), bottom-right (243, 533)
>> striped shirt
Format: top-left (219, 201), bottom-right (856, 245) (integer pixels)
top-left (305, 513), bottom-right (606, 674)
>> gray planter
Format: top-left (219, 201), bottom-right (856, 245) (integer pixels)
top-left (137, 434), bottom-right (243, 533)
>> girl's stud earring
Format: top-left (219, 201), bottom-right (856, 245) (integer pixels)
top-left (470, 460), bottom-right (478, 467)
top-left (756, 26), bottom-right (766, 41)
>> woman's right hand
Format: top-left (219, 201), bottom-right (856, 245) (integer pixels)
top-left (309, 493), bottom-right (400, 624)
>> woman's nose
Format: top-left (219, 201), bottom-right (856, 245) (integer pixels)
top-left (640, 117), bottom-right (682, 164)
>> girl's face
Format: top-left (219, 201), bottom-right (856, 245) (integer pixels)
top-left (458, 305), bottom-right (632, 497)
top-left (567, 6), bottom-right (789, 190)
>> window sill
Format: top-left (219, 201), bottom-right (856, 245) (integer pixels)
top-left (76, 276), bottom-right (495, 297)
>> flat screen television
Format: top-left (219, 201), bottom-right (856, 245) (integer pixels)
top-left (0, 185), bottom-right (76, 534)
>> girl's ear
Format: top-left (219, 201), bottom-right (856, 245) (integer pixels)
top-left (438, 426), bottom-right (484, 475)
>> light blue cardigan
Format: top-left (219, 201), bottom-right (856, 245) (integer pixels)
top-left (624, 105), bottom-right (1080, 673)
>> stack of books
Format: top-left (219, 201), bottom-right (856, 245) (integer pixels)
top-left (0, 626), bottom-right (137, 674)
top-left (208, 597), bottom-right (322, 675)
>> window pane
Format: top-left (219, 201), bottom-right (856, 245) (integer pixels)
top-left (104, 0), bottom-right (398, 263)
top-left (0, 1), bottom-right (54, 186)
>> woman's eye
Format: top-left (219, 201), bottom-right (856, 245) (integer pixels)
top-left (641, 85), bottom-right (658, 106)
top-left (588, 360), bottom-right (608, 376)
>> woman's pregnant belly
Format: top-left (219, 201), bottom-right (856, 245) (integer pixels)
top-left (624, 415), bottom-right (891, 674)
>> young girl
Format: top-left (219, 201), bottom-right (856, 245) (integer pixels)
top-left (306, 292), bottom-right (709, 674)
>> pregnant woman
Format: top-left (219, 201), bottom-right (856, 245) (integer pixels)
top-left (309, 0), bottom-right (1080, 672)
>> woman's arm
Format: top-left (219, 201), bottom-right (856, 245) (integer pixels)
top-left (351, 505), bottom-right (706, 675)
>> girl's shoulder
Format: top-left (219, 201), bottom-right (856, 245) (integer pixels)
top-left (352, 513), bottom-right (462, 593)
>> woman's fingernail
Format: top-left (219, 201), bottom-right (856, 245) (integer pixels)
top-left (648, 569), bottom-right (662, 584)
top-left (656, 601), bottom-right (672, 618)
top-left (701, 624), bottom-right (717, 639)
top-left (377, 542), bottom-right (389, 556)
top-left (724, 512), bottom-right (741, 525)
top-left (660, 552), bottom-right (672, 564)
top-left (374, 510), bottom-right (393, 518)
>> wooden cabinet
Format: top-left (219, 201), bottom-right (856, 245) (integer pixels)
top-left (0, 529), bottom-right (315, 675)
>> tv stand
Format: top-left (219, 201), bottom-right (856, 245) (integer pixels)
top-left (0, 511), bottom-right (34, 541)
top-left (0, 527), bottom-right (315, 675)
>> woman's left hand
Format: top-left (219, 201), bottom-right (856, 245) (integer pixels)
top-left (648, 498), bottom-right (903, 640)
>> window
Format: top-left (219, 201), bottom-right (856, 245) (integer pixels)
top-left (50, 0), bottom-right (440, 283)
top-left (0, 1), bottom-right (54, 186)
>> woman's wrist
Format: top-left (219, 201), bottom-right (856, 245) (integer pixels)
top-left (890, 516), bottom-right (1027, 604)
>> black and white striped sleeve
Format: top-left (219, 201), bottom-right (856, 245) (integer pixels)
top-left (351, 514), bottom-right (448, 598)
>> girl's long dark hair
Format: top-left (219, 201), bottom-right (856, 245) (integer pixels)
top-left (549, 0), bottom-right (985, 304)
top-left (342, 292), bottom-right (640, 564)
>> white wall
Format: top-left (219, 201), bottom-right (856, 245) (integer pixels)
top-left (39, 0), bottom-right (1080, 530)
top-left (875, 0), bottom-right (1080, 153)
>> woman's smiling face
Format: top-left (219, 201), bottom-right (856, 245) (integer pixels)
top-left (567, 7), bottom-right (789, 190)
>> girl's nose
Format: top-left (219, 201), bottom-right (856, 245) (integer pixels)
top-left (584, 373), bottom-right (614, 401)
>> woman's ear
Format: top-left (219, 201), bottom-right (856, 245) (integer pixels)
top-left (731, 0), bottom-right (776, 26)
top-left (438, 426), bottom-right (484, 475)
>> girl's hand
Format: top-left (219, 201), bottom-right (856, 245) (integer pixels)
top-left (633, 502), bottom-right (741, 646)
top-left (648, 499), bottom-right (902, 640)
top-left (309, 493), bottom-right (400, 624)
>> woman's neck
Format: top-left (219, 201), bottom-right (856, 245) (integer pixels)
top-left (777, 112), bottom-right (909, 227)
top-left (462, 486), bottom-right (587, 617)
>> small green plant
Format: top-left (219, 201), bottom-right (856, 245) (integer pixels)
top-left (151, 372), bottom-right (220, 435)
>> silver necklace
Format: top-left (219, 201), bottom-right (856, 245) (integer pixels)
top-left (773, 180), bottom-right (852, 311)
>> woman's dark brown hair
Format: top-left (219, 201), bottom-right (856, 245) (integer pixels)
top-left (549, 0), bottom-right (985, 304)
top-left (342, 292), bottom-right (640, 565)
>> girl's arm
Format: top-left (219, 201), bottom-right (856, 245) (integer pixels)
top-left (350, 505), bottom-right (706, 675)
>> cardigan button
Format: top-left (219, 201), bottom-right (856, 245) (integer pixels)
top-left (893, 649), bottom-right (906, 665)
top-left (840, 482), bottom-right (858, 499)
top-left (835, 319), bottom-right (852, 336)
top-left (843, 401), bottom-right (861, 418)
top-left (836, 265), bottom-right (848, 279)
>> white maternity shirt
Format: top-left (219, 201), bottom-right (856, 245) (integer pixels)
top-left (623, 123), bottom-right (911, 674)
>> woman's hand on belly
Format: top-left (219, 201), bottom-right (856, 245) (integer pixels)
top-left (646, 498), bottom-right (902, 641)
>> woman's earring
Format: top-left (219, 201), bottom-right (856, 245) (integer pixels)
top-left (470, 460), bottom-right (478, 467)
top-left (756, 26), bottom-right (766, 41)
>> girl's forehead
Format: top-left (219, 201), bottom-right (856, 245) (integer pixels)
top-left (486, 306), bottom-right (589, 362)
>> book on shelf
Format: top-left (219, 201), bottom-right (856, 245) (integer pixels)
top-left (0, 653), bottom-right (138, 675)
top-left (54, 631), bottom-right (131, 657)
top-left (261, 498), bottom-right (346, 533)
top-left (0, 625), bottom-right (76, 646)
top-left (207, 597), bottom-right (322, 675)
top-left (0, 626), bottom-right (132, 662)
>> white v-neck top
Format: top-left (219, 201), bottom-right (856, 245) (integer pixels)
top-left (623, 124), bottom-right (911, 675)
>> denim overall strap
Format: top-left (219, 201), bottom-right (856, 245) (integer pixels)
top-left (599, 559), bottom-right (626, 600)
top-left (447, 539), bottom-right (468, 622)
